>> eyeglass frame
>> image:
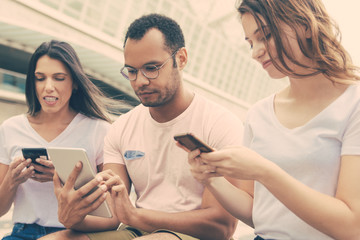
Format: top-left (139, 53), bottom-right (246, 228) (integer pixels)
top-left (120, 49), bottom-right (180, 81)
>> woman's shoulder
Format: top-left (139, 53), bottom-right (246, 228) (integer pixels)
top-left (342, 83), bottom-right (360, 111)
top-left (76, 113), bottom-right (111, 129)
top-left (336, 83), bottom-right (360, 108)
top-left (242, 93), bottom-right (276, 125)
top-left (1, 114), bottom-right (26, 128)
top-left (249, 94), bottom-right (275, 112)
top-left (347, 82), bottom-right (360, 94)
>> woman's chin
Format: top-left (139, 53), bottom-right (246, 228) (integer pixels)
top-left (266, 69), bottom-right (287, 79)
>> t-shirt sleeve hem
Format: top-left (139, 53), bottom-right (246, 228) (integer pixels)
top-left (341, 147), bottom-right (360, 156)
top-left (104, 157), bottom-right (125, 165)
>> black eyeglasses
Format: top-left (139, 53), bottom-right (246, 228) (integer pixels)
top-left (120, 50), bottom-right (179, 81)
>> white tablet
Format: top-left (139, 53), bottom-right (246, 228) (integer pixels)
top-left (47, 147), bottom-right (112, 218)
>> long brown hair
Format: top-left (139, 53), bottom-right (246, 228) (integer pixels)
top-left (26, 40), bottom-right (116, 122)
top-left (237, 0), bottom-right (360, 83)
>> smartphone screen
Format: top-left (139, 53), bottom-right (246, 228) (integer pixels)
top-left (174, 133), bottom-right (214, 153)
top-left (22, 148), bottom-right (48, 164)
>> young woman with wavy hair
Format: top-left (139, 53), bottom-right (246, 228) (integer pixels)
top-left (184, 1), bottom-right (360, 239)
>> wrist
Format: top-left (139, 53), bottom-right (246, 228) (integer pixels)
top-left (69, 220), bottom-right (84, 230)
top-left (255, 158), bottom-right (281, 185)
top-left (3, 176), bottom-right (18, 193)
top-left (201, 176), bottom-right (213, 186)
top-left (125, 207), bottom-right (140, 226)
top-left (207, 177), bottom-right (226, 190)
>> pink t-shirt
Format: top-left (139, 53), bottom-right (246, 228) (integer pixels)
top-left (104, 94), bottom-right (244, 212)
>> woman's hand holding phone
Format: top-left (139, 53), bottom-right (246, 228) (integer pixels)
top-left (174, 133), bottom-right (214, 153)
top-left (21, 148), bottom-right (55, 182)
top-left (174, 133), bottom-right (218, 184)
top-left (5, 156), bottom-right (34, 189)
top-left (30, 158), bottom-right (55, 183)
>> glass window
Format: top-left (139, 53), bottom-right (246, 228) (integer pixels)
top-left (65, 0), bottom-right (83, 10)
top-left (40, 0), bottom-right (60, 9)
top-left (103, 19), bottom-right (119, 36)
top-left (146, 0), bottom-right (158, 12)
top-left (173, 8), bottom-right (184, 24)
top-left (159, 0), bottom-right (172, 14)
top-left (124, 1), bottom-right (143, 33)
top-left (102, 5), bottom-right (123, 36)
top-left (84, 7), bottom-right (101, 27)
top-left (63, 0), bottom-right (83, 19)
top-left (182, 17), bottom-right (193, 38)
top-left (88, 0), bottom-right (104, 8)
top-left (0, 70), bottom-right (26, 93)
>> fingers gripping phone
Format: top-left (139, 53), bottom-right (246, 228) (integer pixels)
top-left (22, 148), bottom-right (48, 163)
top-left (174, 133), bottom-right (214, 153)
top-left (22, 148), bottom-right (48, 173)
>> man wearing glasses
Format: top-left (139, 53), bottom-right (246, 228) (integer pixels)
top-left (43, 14), bottom-right (244, 240)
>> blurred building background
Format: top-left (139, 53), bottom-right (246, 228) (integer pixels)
top-left (0, 0), bottom-right (287, 123)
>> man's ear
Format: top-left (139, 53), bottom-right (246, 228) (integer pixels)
top-left (177, 47), bottom-right (187, 70)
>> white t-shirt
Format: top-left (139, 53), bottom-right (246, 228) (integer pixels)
top-left (104, 94), bottom-right (244, 212)
top-left (244, 84), bottom-right (360, 240)
top-left (0, 113), bottom-right (110, 228)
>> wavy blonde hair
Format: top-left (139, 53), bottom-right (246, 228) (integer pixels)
top-left (237, 0), bottom-right (360, 83)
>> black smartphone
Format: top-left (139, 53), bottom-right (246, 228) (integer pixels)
top-left (174, 133), bottom-right (214, 153)
top-left (22, 148), bottom-right (48, 164)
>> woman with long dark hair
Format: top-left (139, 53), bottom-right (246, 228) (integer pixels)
top-left (0, 40), bottom-right (119, 239)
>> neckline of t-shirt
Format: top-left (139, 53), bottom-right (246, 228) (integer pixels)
top-left (22, 112), bottom-right (82, 144)
top-left (146, 93), bottom-right (198, 128)
top-left (268, 84), bottom-right (356, 133)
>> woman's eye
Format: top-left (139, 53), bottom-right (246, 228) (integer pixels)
top-left (260, 33), bottom-right (271, 42)
top-left (53, 74), bottom-right (67, 81)
top-left (246, 40), bottom-right (253, 50)
top-left (35, 77), bottom-right (45, 81)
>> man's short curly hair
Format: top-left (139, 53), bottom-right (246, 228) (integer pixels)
top-left (123, 13), bottom-right (185, 55)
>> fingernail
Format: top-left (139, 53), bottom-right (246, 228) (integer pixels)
top-left (76, 161), bottom-right (81, 167)
top-left (100, 185), bottom-right (107, 191)
top-left (96, 176), bottom-right (103, 182)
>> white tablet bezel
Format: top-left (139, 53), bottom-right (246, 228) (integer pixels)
top-left (47, 147), bottom-right (112, 218)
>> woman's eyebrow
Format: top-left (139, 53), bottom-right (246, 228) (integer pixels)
top-left (53, 73), bottom-right (68, 76)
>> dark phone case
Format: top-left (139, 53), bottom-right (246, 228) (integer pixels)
top-left (21, 148), bottom-right (48, 163)
top-left (174, 133), bottom-right (214, 152)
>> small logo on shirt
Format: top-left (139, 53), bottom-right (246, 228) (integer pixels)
top-left (124, 150), bottom-right (145, 160)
